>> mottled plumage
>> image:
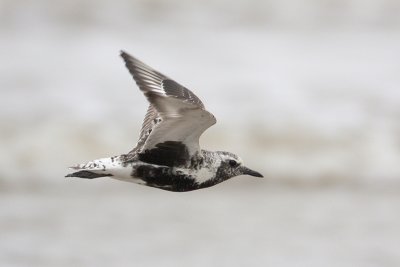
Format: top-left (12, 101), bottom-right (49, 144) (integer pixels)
top-left (66, 51), bottom-right (263, 192)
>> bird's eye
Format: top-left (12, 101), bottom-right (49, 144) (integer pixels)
top-left (229, 160), bottom-right (238, 167)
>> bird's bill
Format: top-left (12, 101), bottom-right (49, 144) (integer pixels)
top-left (241, 166), bottom-right (264, 178)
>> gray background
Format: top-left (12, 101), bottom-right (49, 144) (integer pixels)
top-left (1, 0), bottom-right (399, 266)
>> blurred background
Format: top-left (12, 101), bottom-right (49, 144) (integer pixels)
top-left (1, 0), bottom-right (399, 266)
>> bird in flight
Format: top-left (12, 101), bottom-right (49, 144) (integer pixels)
top-left (66, 51), bottom-right (263, 192)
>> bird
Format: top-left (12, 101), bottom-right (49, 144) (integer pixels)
top-left (66, 51), bottom-right (263, 192)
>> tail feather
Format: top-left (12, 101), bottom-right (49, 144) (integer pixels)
top-left (65, 170), bottom-right (113, 179)
top-left (66, 156), bottom-right (120, 179)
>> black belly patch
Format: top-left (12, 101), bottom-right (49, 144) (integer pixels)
top-left (138, 141), bottom-right (190, 167)
top-left (133, 165), bottom-right (198, 192)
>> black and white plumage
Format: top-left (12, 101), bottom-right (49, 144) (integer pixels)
top-left (66, 51), bottom-right (263, 192)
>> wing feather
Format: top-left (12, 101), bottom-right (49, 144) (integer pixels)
top-left (120, 51), bottom-right (216, 165)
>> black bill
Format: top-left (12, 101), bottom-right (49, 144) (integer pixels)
top-left (241, 166), bottom-right (264, 178)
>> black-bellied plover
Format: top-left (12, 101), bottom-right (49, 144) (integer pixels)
top-left (66, 51), bottom-right (263, 192)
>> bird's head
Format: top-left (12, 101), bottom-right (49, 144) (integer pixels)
top-left (215, 151), bottom-right (263, 180)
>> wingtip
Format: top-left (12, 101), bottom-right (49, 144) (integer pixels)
top-left (120, 50), bottom-right (136, 61)
top-left (120, 50), bottom-right (129, 59)
top-left (120, 50), bottom-right (138, 66)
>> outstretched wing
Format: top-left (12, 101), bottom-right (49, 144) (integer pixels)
top-left (121, 51), bottom-right (216, 166)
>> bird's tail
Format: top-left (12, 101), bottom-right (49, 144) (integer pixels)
top-left (65, 156), bottom-right (120, 179)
